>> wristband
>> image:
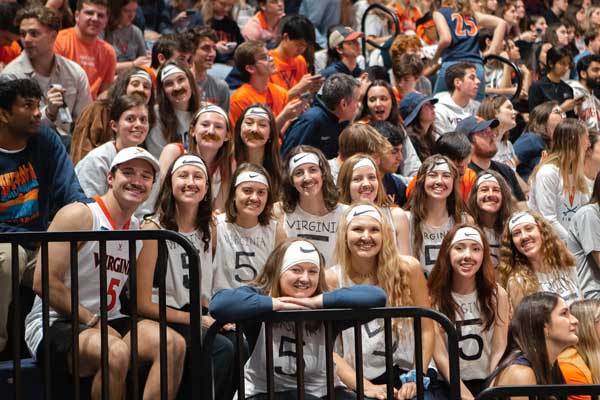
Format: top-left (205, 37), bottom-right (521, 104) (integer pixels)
top-left (85, 313), bottom-right (100, 328)
top-left (399, 370), bottom-right (430, 390)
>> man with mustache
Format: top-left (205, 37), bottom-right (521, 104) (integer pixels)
top-left (53, 0), bottom-right (116, 99)
top-left (570, 54), bottom-right (600, 131)
top-left (1, 6), bottom-right (92, 139)
top-left (24, 147), bottom-right (187, 399)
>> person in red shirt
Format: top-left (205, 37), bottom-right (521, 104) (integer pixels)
top-left (54, 0), bottom-right (116, 99)
top-left (0, 3), bottom-right (22, 70)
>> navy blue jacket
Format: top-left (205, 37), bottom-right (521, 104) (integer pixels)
top-left (320, 60), bottom-right (364, 79)
top-left (281, 96), bottom-right (349, 159)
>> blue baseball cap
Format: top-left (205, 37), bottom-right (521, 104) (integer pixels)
top-left (399, 92), bottom-right (438, 127)
top-left (456, 116), bottom-right (499, 137)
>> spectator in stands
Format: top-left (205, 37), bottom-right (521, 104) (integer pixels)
top-left (434, 62), bottom-right (481, 137)
top-left (46, 0), bottom-right (75, 29)
top-left (269, 15), bottom-right (324, 98)
top-left (70, 67), bottom-right (156, 165)
top-left (328, 203), bottom-right (435, 400)
top-left (136, 154), bottom-right (236, 400)
top-left (405, 155), bottom-right (471, 275)
top-left (161, 0), bottom-right (203, 34)
top-left (242, 0), bottom-right (285, 47)
top-left (459, 116), bottom-right (527, 203)
top-left (466, 171), bottom-right (517, 266)
top-left (571, 30), bottom-right (600, 80)
top-left (209, 238), bottom-right (386, 399)
top-left (528, 119), bottom-right (590, 242)
top-left (487, 292), bottom-right (578, 391)
top-left (150, 32), bottom-right (195, 70)
top-left (275, 145), bottom-right (346, 267)
top-left (190, 27), bottom-right (230, 111)
top-left (159, 104), bottom-right (234, 213)
top-left (513, 101), bottom-right (561, 182)
top-left (24, 147), bottom-right (186, 400)
top-left (429, 224), bottom-right (509, 398)
top-left (558, 299), bottom-right (600, 391)
top-left (204, 0), bottom-right (245, 64)
top-left (54, 0), bottom-right (116, 99)
top-left (571, 54), bottom-right (600, 131)
top-left (320, 27), bottom-right (364, 79)
top-left (568, 173), bottom-right (600, 300)
top-left (369, 120), bottom-right (408, 207)
top-left (401, 91), bottom-right (438, 162)
top-left (105, 0), bottom-right (151, 74)
top-left (146, 60), bottom-right (201, 158)
top-left (0, 78), bottom-right (84, 355)
top-left (229, 40), bottom-right (305, 132)
top-left (212, 163), bottom-right (287, 293)
top-left (499, 211), bottom-right (581, 309)
top-left (541, 0), bottom-right (567, 26)
top-left (477, 95), bottom-right (518, 169)
top-left (1, 6), bottom-right (91, 139)
top-left (337, 154), bottom-right (411, 254)
top-left (0, 3), bottom-right (23, 71)
top-left (75, 94), bottom-right (158, 219)
top-left (392, 55), bottom-right (423, 102)
top-left (282, 73), bottom-right (360, 159)
top-left (529, 46), bottom-right (581, 118)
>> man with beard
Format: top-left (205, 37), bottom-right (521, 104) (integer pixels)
top-left (191, 27), bottom-right (230, 111)
top-left (24, 147), bottom-right (187, 399)
top-left (458, 116), bottom-right (527, 205)
top-left (571, 54), bottom-right (600, 131)
top-left (1, 6), bottom-right (92, 139)
top-left (0, 78), bottom-right (85, 356)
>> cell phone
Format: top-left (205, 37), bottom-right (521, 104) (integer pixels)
top-left (300, 91), bottom-right (312, 101)
top-left (225, 42), bottom-right (237, 50)
top-left (186, 9), bottom-right (195, 16)
top-left (535, 28), bottom-right (543, 34)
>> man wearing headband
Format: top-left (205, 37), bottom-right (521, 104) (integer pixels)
top-left (1, 5), bottom-right (92, 137)
top-left (192, 27), bottom-right (230, 112)
top-left (54, 0), bottom-right (116, 99)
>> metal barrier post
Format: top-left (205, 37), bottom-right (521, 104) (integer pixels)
top-left (69, 242), bottom-right (80, 400)
top-left (11, 244), bottom-right (21, 400)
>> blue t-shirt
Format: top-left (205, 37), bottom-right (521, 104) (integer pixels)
top-left (514, 132), bottom-right (547, 182)
top-left (438, 7), bottom-right (481, 64)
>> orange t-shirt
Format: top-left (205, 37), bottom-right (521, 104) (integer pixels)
top-left (0, 41), bottom-right (21, 66)
top-left (269, 49), bottom-right (308, 91)
top-left (406, 167), bottom-right (477, 201)
top-left (394, 4), bottom-right (422, 32)
top-left (558, 347), bottom-right (593, 400)
top-left (53, 27), bottom-right (116, 99)
top-left (229, 82), bottom-right (288, 126)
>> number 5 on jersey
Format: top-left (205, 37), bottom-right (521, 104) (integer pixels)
top-left (235, 251), bottom-right (257, 282)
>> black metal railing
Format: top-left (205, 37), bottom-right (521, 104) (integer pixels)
top-left (202, 306), bottom-right (461, 400)
top-left (1, 230), bottom-right (201, 400)
top-left (477, 384), bottom-right (600, 400)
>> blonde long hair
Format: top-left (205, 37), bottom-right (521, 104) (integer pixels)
top-left (570, 299), bottom-right (600, 384)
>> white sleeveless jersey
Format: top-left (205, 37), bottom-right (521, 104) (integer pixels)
top-left (332, 265), bottom-right (414, 379)
top-left (536, 268), bottom-right (582, 305)
top-left (149, 217), bottom-right (213, 307)
top-left (24, 200), bottom-right (140, 358)
top-left (283, 204), bottom-right (347, 267)
top-left (451, 290), bottom-right (494, 380)
top-left (483, 227), bottom-right (501, 267)
top-left (409, 214), bottom-right (456, 275)
top-left (244, 322), bottom-right (342, 397)
top-left (212, 215), bottom-right (277, 293)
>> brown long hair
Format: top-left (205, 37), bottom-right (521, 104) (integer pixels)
top-left (428, 223), bottom-right (498, 331)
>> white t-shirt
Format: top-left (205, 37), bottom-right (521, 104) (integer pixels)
top-left (568, 203), bottom-right (600, 299)
top-left (536, 268), bottom-right (581, 305)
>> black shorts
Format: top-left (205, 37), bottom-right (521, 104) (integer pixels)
top-left (36, 316), bottom-right (131, 377)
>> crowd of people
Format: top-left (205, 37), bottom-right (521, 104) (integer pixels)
top-left (2, 0), bottom-right (600, 398)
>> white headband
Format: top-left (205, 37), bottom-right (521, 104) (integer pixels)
top-left (353, 158), bottom-right (376, 171)
top-left (171, 155), bottom-right (207, 177)
top-left (508, 212), bottom-right (537, 233)
top-left (194, 104), bottom-right (230, 129)
top-left (280, 241), bottom-right (321, 274)
top-left (346, 204), bottom-right (382, 224)
top-left (451, 227), bottom-right (483, 246)
top-left (235, 170), bottom-right (269, 187)
top-left (160, 64), bottom-right (186, 81)
top-left (288, 152), bottom-right (320, 174)
top-left (476, 173), bottom-right (499, 188)
top-left (428, 160), bottom-right (451, 173)
top-left (244, 106), bottom-right (270, 120)
top-left (131, 70), bottom-right (152, 83)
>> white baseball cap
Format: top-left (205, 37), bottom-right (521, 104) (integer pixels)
top-left (110, 147), bottom-right (160, 176)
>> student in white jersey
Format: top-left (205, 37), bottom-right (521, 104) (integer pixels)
top-left (499, 211), bottom-right (581, 309)
top-left (466, 171), bottom-right (517, 267)
top-left (405, 155), bottom-right (472, 275)
top-left (428, 224), bottom-right (509, 399)
top-left (212, 163), bottom-right (286, 293)
top-left (209, 238), bottom-right (387, 399)
top-left (24, 147), bottom-right (186, 400)
top-left (337, 154), bottom-right (411, 255)
top-left (325, 203), bottom-right (436, 400)
top-left (275, 145), bottom-right (347, 267)
top-left (159, 103), bottom-right (234, 213)
top-left (136, 154), bottom-right (235, 399)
